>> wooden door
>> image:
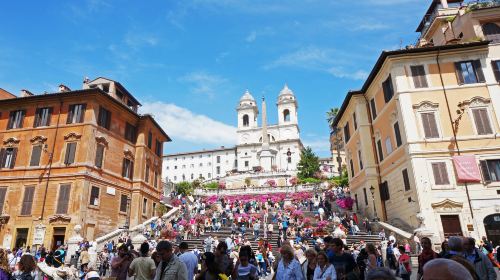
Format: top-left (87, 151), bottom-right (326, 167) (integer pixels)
top-left (441, 215), bottom-right (463, 237)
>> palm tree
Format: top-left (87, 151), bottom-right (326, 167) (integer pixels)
top-left (326, 107), bottom-right (339, 131)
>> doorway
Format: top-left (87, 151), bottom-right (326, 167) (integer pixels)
top-left (52, 227), bottom-right (66, 251)
top-left (484, 214), bottom-right (500, 246)
top-left (15, 228), bottom-right (29, 248)
top-left (441, 215), bottom-right (463, 238)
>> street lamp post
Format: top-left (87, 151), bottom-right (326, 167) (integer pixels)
top-left (369, 186), bottom-right (379, 221)
top-left (125, 196), bottom-right (132, 229)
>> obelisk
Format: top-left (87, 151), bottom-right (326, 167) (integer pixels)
top-left (259, 97), bottom-right (273, 171)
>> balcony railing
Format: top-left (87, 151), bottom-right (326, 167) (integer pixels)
top-left (420, 2), bottom-right (462, 36)
top-left (467, 0), bottom-right (500, 11)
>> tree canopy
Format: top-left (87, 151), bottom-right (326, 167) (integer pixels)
top-left (297, 146), bottom-right (320, 179)
top-left (326, 107), bottom-right (339, 131)
top-left (176, 181), bottom-right (193, 196)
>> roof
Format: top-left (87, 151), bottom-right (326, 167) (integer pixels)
top-left (332, 41), bottom-right (490, 128)
top-left (416, 0), bottom-right (463, 32)
top-left (0, 87), bottom-right (170, 141)
top-left (88, 76), bottom-right (142, 106)
top-left (164, 146), bottom-right (236, 157)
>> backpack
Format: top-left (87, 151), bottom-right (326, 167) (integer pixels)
top-left (376, 256), bottom-right (384, 267)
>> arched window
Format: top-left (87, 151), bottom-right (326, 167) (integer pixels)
top-left (283, 109), bottom-right (290, 122)
top-left (243, 114), bottom-right (249, 127)
top-left (483, 23), bottom-right (500, 42)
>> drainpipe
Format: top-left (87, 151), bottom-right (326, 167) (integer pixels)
top-left (435, 49), bottom-right (477, 237)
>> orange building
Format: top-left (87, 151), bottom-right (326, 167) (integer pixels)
top-left (0, 77), bottom-right (170, 250)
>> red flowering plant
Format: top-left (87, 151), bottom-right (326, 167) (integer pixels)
top-left (324, 190), bottom-right (336, 201)
top-left (218, 181), bottom-right (226, 190)
top-left (266, 179), bottom-right (277, 188)
top-left (194, 214), bottom-right (205, 224)
top-left (171, 199), bottom-right (181, 207)
top-left (303, 217), bottom-right (312, 227)
top-left (316, 220), bottom-right (329, 231)
top-left (284, 204), bottom-right (296, 213)
top-left (178, 219), bottom-right (188, 227)
top-left (289, 177), bottom-right (298, 186)
top-left (336, 197), bottom-right (354, 210)
top-left (291, 209), bottom-right (304, 219)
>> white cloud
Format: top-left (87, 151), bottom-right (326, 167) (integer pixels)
top-left (303, 138), bottom-right (331, 154)
top-left (125, 32), bottom-right (159, 48)
top-left (140, 102), bottom-right (237, 146)
top-left (328, 67), bottom-right (368, 81)
top-left (351, 22), bottom-right (389, 31)
top-left (179, 71), bottom-right (228, 98)
top-left (245, 31), bottom-right (257, 42)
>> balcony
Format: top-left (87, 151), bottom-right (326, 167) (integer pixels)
top-left (418, 1), bottom-right (463, 37)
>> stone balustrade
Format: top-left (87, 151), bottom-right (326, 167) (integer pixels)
top-left (194, 184), bottom-right (321, 196)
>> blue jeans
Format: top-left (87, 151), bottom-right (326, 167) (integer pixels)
top-left (259, 261), bottom-right (267, 275)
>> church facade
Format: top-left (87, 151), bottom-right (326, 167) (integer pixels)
top-left (164, 85), bottom-right (304, 183)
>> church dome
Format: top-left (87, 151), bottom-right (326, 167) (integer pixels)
top-left (278, 84), bottom-right (295, 103)
top-left (238, 90), bottom-right (257, 108)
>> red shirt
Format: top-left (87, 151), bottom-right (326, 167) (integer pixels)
top-left (399, 254), bottom-right (411, 272)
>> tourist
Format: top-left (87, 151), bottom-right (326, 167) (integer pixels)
top-left (13, 255), bottom-right (35, 280)
top-left (413, 233), bottom-right (421, 255)
top-left (388, 232), bottom-right (396, 245)
top-left (423, 258), bottom-right (473, 280)
top-left (98, 248), bottom-right (110, 277)
top-left (204, 236), bottom-right (214, 253)
top-left (215, 242), bottom-right (233, 277)
top-left (274, 244), bottom-right (304, 280)
top-left (154, 240), bottom-right (187, 280)
top-left (253, 220), bottom-right (260, 240)
top-left (232, 251), bottom-right (258, 280)
top-left (256, 250), bottom-right (266, 277)
top-left (437, 240), bottom-right (449, 258)
top-left (463, 237), bottom-right (496, 280)
top-left (79, 246), bottom-right (90, 272)
top-left (85, 265), bottom-right (101, 280)
top-left (417, 237), bottom-right (438, 280)
top-left (385, 240), bottom-right (396, 270)
top-left (111, 245), bottom-right (133, 280)
top-left (442, 236), bottom-right (464, 259)
top-left (355, 248), bottom-right (368, 280)
top-left (397, 245), bottom-right (411, 280)
top-left (0, 249), bottom-right (11, 280)
top-left (128, 242), bottom-right (156, 280)
top-left (195, 252), bottom-right (221, 280)
top-left (378, 229), bottom-right (386, 240)
top-left (329, 238), bottom-right (358, 279)
top-left (365, 243), bottom-right (379, 275)
top-left (302, 248), bottom-right (317, 280)
top-left (178, 242), bottom-right (198, 280)
top-left (313, 251), bottom-right (336, 280)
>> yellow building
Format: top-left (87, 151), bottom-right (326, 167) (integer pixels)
top-left (332, 0), bottom-right (500, 244)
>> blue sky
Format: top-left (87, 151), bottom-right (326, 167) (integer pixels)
top-left (0, 0), bottom-right (427, 157)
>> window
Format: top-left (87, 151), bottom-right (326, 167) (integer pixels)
top-left (143, 198), bottom-right (147, 214)
top-left (376, 140), bottom-right (384, 162)
top-left (124, 123), bottom-right (137, 143)
top-left (349, 159), bottom-right (354, 176)
top-left (152, 202), bottom-right (157, 216)
top-left (355, 194), bottom-right (359, 210)
top-left (190, 164), bottom-right (194, 168)
top-left (480, 159), bottom-right (500, 182)
top-left (421, 112), bottom-right (440, 138)
top-left (410, 65), bottom-right (428, 88)
top-left (353, 113), bottom-right (357, 130)
top-left (155, 140), bottom-right (162, 156)
top-left (191, 174), bottom-right (194, 179)
top-left (7, 110), bottom-right (25, 129)
top-left (455, 60), bottom-right (485, 85)
top-left (382, 75), bottom-right (394, 103)
top-left (95, 145), bottom-right (104, 168)
top-left (380, 181), bottom-right (390, 201)
top-left (385, 137), bottom-right (393, 155)
top-left (173, 176), bottom-right (177, 181)
top-left (432, 162), bottom-right (450, 185)
top-left (0, 148), bottom-right (18, 168)
top-left (122, 158), bottom-right (134, 179)
top-left (243, 115), bottom-right (249, 127)
top-left (394, 122), bottom-right (402, 147)
top-left (472, 108), bottom-right (493, 135)
top-left (370, 98), bottom-right (377, 120)
top-left (182, 165), bottom-right (186, 169)
top-left (199, 163), bottom-right (203, 167)
top-left (283, 109), bottom-right (290, 122)
top-left (245, 161), bottom-right (249, 167)
top-left (67, 104), bottom-right (86, 124)
top-left (21, 186), bottom-right (34, 215)
top-left (363, 188), bottom-right (368, 206)
top-left (208, 173), bottom-right (211, 179)
top-left (56, 184), bottom-right (71, 214)
top-left (492, 60), bottom-right (500, 82)
top-left (216, 166), bottom-right (221, 175)
top-left (174, 166), bottom-right (177, 169)
top-left (482, 23), bottom-right (500, 43)
top-left (344, 122), bottom-right (351, 143)
top-left (287, 157), bottom-right (292, 164)
top-left (0, 187), bottom-right (7, 214)
top-left (97, 107), bottom-right (111, 130)
top-left (145, 165), bottom-right (150, 183)
top-left (147, 131), bottom-right (152, 149)
top-left (90, 186), bottom-right (100, 206)
top-left (34, 107), bottom-right (52, 127)
top-left (358, 150), bottom-right (363, 170)
top-left (154, 171), bottom-right (158, 188)
top-left (64, 142), bottom-right (77, 165)
top-left (30, 145), bottom-right (42, 166)
top-left (402, 169), bottom-right (410, 191)
top-left (216, 156), bottom-right (221, 163)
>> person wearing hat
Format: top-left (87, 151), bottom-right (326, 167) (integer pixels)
top-left (154, 240), bottom-right (187, 280)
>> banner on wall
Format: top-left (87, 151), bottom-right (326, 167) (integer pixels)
top-left (453, 155), bottom-right (481, 183)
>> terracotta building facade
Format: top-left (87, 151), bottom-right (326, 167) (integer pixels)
top-left (0, 77), bottom-right (170, 250)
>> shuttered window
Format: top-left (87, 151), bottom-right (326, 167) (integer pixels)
top-left (34, 107), bottom-right (52, 127)
top-left (394, 122), bottom-right (402, 147)
top-left (421, 112), bottom-right (440, 138)
top-left (89, 186), bottom-right (100, 206)
top-left (67, 104), bottom-right (86, 124)
top-left (64, 142), bottom-right (77, 165)
top-left (358, 150), bottom-right (363, 170)
top-left (402, 169), bottom-right (411, 191)
top-left (370, 98), bottom-right (377, 120)
top-left (56, 184), bottom-right (71, 214)
top-left (344, 122), bottom-right (351, 143)
top-left (410, 65), bottom-right (428, 88)
top-left (491, 60), bottom-right (500, 82)
top-left (145, 164), bottom-right (150, 183)
top-left (155, 140), bottom-right (162, 156)
top-left (7, 110), bottom-right (25, 129)
top-left (382, 75), bottom-right (394, 103)
top-left (353, 113), bottom-right (358, 130)
top-left (379, 181), bottom-right (390, 201)
top-left (482, 23), bottom-right (500, 43)
top-left (95, 145), bottom-right (104, 168)
top-left (30, 145), bottom-right (42, 166)
top-left (97, 107), bottom-right (111, 130)
top-left (0, 148), bottom-right (18, 169)
top-left (377, 140), bottom-right (384, 162)
top-left (147, 132), bottom-right (153, 149)
top-left (350, 159), bottom-right (354, 176)
top-left (480, 159), bottom-right (500, 183)
top-left (363, 188), bottom-right (368, 206)
top-left (455, 60), bottom-right (485, 85)
top-left (0, 187), bottom-right (7, 214)
top-left (21, 186), bottom-right (35, 215)
top-left (472, 108), bottom-right (493, 135)
top-left (120, 194), bottom-right (128, 212)
top-left (432, 162), bottom-right (450, 185)
top-left (125, 123), bottom-right (137, 143)
top-left (143, 198), bottom-right (147, 214)
top-left (154, 171), bottom-right (159, 188)
top-left (122, 158), bottom-right (134, 179)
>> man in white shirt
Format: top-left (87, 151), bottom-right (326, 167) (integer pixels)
top-left (178, 242), bottom-right (198, 280)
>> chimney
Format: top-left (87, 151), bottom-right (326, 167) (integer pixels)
top-left (20, 89), bottom-right (34, 97)
top-left (58, 84), bottom-right (71, 93)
